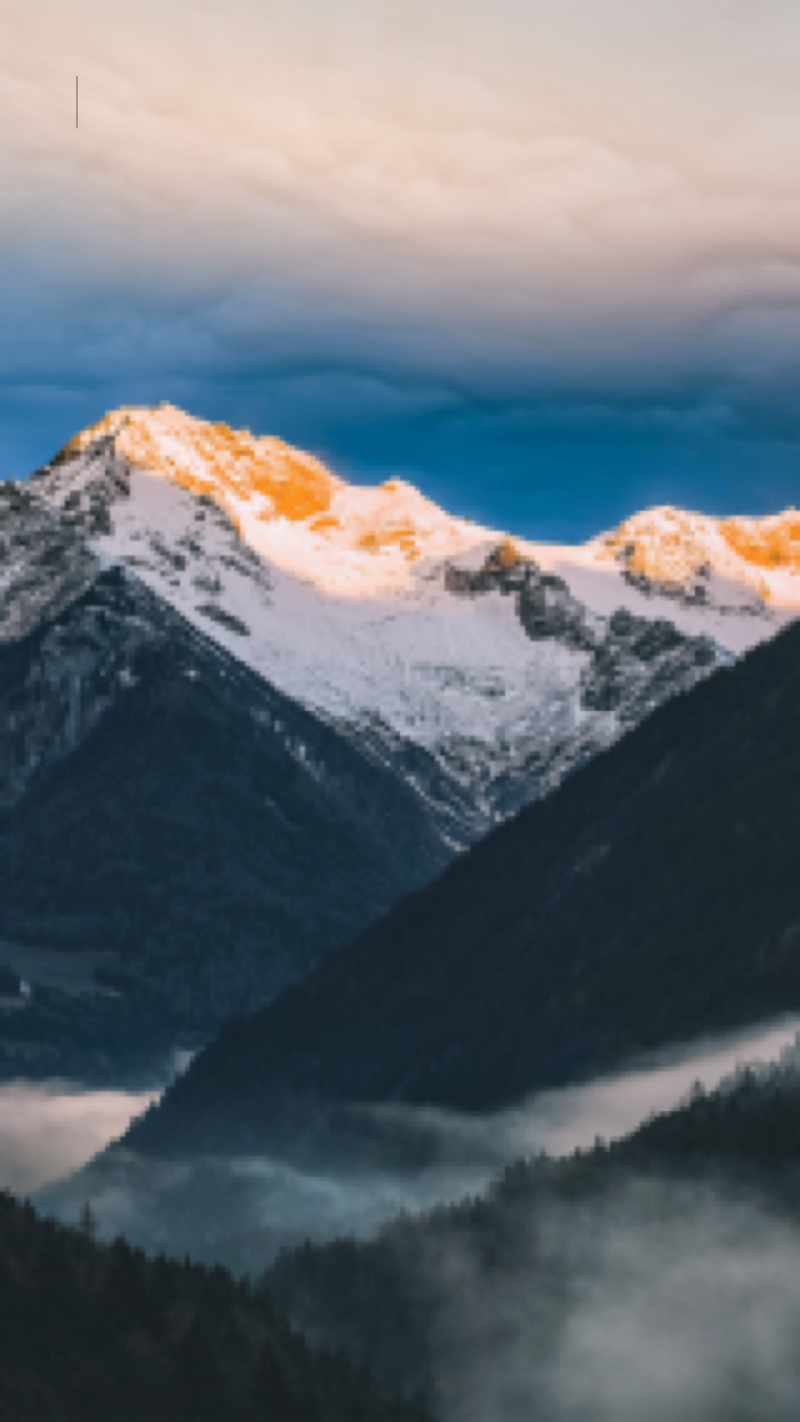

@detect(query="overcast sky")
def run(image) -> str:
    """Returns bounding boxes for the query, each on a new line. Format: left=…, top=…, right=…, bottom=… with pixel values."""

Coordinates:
left=2, top=0, right=799, bottom=538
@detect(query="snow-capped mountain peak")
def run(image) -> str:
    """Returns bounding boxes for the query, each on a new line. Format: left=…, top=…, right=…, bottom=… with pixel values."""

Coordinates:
left=591, top=503, right=800, bottom=612
left=51, top=403, right=482, bottom=597
left=43, top=404, right=800, bottom=615
left=22, top=403, right=797, bottom=844
left=58, top=402, right=342, bottom=523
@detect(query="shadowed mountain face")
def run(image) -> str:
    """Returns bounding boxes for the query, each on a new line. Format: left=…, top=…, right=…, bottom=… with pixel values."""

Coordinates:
left=126, top=619, right=800, bottom=1159
left=0, top=432, right=738, bottom=1081
left=0, top=565, right=451, bottom=1033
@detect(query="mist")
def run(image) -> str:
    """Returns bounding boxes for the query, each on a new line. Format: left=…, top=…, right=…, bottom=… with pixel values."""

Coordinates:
left=433, top=1180, right=800, bottom=1422
left=372, top=1015, right=800, bottom=1167
left=34, top=1015, right=800, bottom=1273
left=36, top=1146, right=491, bottom=1272
left=0, top=1082, right=157, bottom=1196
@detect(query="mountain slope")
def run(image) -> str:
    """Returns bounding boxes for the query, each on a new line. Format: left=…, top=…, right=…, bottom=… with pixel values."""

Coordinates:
left=126, top=617, right=800, bottom=1157
left=29, top=403, right=789, bottom=841
left=262, top=1043, right=800, bottom=1405
left=2, top=403, right=797, bottom=1073
left=0, top=564, right=450, bottom=1025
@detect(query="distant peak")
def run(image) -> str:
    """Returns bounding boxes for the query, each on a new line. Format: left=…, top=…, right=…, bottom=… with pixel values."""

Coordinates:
left=594, top=503, right=800, bottom=601
left=48, top=404, right=483, bottom=592
left=719, top=508, right=800, bottom=571
left=51, top=408, right=800, bottom=603
left=56, top=404, right=341, bottom=526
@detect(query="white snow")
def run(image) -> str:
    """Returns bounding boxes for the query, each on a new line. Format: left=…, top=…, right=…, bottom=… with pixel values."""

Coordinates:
left=34, top=407, right=800, bottom=814
left=82, top=464, right=594, bottom=760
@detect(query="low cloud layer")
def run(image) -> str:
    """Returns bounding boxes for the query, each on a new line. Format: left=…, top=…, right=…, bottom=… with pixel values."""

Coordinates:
left=34, top=1016, right=800, bottom=1271
left=436, top=1181, right=800, bottom=1422
left=0, top=1083, right=157, bottom=1196
left=368, top=1016, right=800, bottom=1167
left=29, top=1021, right=800, bottom=1417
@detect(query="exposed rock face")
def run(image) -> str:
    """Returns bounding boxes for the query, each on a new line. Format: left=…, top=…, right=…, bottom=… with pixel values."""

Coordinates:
left=446, top=543, right=725, bottom=727
left=0, top=566, right=155, bottom=806
left=580, top=609, right=718, bottom=719
left=34, top=432, right=133, bottom=537
left=0, top=483, right=100, bottom=642
left=620, top=547, right=715, bottom=606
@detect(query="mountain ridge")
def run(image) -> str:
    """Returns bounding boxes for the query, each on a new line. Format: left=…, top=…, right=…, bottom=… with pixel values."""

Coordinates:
left=1, top=402, right=798, bottom=1076
left=27, top=402, right=780, bottom=845
left=124, top=614, right=800, bottom=1158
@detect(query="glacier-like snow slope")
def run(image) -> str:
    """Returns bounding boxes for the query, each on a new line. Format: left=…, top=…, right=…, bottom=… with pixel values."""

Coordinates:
left=27, top=404, right=800, bottom=840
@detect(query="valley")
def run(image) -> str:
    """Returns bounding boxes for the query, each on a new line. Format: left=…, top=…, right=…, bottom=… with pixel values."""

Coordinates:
left=9, top=5, right=800, bottom=1413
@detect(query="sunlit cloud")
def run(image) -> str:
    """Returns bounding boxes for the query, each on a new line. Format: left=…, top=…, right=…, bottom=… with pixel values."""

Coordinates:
left=2, top=0, right=800, bottom=527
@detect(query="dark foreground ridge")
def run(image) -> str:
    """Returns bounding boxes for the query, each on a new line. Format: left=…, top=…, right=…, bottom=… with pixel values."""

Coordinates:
left=0, top=561, right=451, bottom=1076
left=129, top=617, right=800, bottom=1158
left=0, top=1187, right=427, bottom=1421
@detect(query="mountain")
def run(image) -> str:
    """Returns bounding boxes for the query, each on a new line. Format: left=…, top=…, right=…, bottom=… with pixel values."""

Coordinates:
left=0, top=1189, right=427, bottom=1422
left=124, top=615, right=800, bottom=1159
left=0, top=564, right=448, bottom=1019
left=30, top=402, right=795, bottom=839
left=0, top=478, right=460, bottom=1076
left=1, top=403, right=797, bottom=1072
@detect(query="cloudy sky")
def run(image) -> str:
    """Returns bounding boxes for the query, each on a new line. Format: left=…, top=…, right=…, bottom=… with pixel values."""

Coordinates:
left=2, top=0, right=799, bottom=538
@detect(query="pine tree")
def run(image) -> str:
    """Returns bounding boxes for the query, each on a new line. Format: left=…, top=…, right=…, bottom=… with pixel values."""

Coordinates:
left=78, top=1200, right=98, bottom=1241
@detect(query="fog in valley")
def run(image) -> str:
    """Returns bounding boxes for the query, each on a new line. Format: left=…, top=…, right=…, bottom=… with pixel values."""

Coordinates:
left=375, top=1014, right=800, bottom=1166
left=5, top=1016, right=799, bottom=1419
left=26, top=1014, right=800, bottom=1271
left=433, top=1181, right=800, bottom=1422
left=0, top=1082, right=158, bottom=1196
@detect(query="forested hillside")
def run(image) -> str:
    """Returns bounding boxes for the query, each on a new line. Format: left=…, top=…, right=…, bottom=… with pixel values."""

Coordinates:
left=0, top=1188, right=427, bottom=1421
left=263, top=1041, right=800, bottom=1405
left=130, top=618, right=800, bottom=1159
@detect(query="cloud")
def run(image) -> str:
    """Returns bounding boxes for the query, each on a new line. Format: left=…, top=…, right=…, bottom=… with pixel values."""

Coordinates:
left=34, top=1017, right=800, bottom=1272
left=435, top=1180, right=800, bottom=1422
left=0, top=1083, right=157, bottom=1196
left=3, top=0, right=800, bottom=518
left=36, top=1147, right=492, bottom=1270
left=30, top=1021, right=800, bottom=1418
left=365, top=1017, right=800, bottom=1167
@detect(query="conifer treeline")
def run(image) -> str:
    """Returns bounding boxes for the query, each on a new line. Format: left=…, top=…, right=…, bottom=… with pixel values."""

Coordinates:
left=0, top=1189, right=428, bottom=1421
left=263, top=1052, right=800, bottom=1401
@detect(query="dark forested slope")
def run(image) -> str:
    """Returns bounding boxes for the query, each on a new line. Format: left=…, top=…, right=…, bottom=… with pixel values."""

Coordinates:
left=0, top=567, right=450, bottom=1027
left=128, top=618, right=800, bottom=1156
left=263, top=1043, right=800, bottom=1403
left=0, top=1188, right=426, bottom=1421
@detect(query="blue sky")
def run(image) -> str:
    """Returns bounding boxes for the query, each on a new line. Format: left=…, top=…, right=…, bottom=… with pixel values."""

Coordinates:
left=2, top=0, right=799, bottom=541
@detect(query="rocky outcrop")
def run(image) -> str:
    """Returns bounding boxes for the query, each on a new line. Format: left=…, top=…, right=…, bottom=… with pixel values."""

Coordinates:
left=446, top=543, right=727, bottom=724
left=0, top=484, right=100, bottom=643
left=32, top=432, right=132, bottom=536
